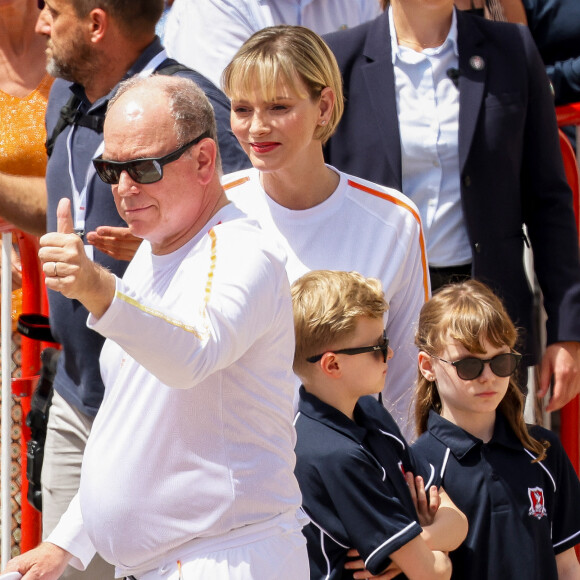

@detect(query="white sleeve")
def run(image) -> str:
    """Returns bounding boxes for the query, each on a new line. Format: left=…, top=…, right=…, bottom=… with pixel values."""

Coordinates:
left=88, top=227, right=290, bottom=390
left=164, top=0, right=263, bottom=88
left=45, top=494, right=97, bottom=571
left=382, top=217, right=429, bottom=442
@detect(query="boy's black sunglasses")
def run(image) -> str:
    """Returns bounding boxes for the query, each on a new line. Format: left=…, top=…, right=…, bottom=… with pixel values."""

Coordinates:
left=92, top=131, right=210, bottom=185
left=307, top=330, right=389, bottom=364
left=431, top=352, right=522, bottom=381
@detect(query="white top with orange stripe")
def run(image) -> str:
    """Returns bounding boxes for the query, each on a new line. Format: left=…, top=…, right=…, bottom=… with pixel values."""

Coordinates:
left=46, top=203, right=303, bottom=578
left=224, top=166, right=429, bottom=439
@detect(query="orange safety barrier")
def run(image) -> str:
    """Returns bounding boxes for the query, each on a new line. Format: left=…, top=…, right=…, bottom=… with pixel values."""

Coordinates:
left=0, top=222, right=48, bottom=553
left=555, top=103, right=580, bottom=487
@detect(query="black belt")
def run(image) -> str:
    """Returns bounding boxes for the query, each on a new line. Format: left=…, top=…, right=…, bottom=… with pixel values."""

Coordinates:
left=429, top=263, right=472, bottom=292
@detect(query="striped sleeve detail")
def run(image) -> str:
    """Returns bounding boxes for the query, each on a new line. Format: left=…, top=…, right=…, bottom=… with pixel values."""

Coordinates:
left=115, top=291, right=207, bottom=340
left=113, top=227, right=220, bottom=340
left=347, top=179, right=429, bottom=302
left=364, top=521, right=421, bottom=569
left=223, top=176, right=250, bottom=191
left=553, top=529, right=580, bottom=549
left=205, top=228, right=218, bottom=304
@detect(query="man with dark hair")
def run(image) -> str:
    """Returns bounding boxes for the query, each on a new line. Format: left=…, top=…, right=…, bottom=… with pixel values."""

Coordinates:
left=0, top=3, right=249, bottom=579
left=3, top=73, right=307, bottom=580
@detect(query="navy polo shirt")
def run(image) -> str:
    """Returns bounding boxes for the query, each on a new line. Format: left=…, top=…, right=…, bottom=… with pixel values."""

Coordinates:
left=295, top=387, right=438, bottom=580
left=412, top=410, right=580, bottom=579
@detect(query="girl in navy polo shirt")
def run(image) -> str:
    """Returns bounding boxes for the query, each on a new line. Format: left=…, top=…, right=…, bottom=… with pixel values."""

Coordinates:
left=412, top=279, right=580, bottom=579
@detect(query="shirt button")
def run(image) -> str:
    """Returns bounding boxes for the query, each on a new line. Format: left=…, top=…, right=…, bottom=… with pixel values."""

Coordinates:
left=463, top=175, right=471, bottom=187
left=474, top=242, right=482, bottom=253
left=432, top=160, right=440, bottom=168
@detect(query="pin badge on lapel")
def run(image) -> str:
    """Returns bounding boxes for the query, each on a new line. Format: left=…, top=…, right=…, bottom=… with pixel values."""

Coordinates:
left=469, top=56, right=485, bottom=71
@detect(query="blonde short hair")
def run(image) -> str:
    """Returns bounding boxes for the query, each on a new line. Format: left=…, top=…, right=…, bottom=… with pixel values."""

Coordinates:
left=291, top=270, right=387, bottom=376
left=222, top=25, right=344, bottom=144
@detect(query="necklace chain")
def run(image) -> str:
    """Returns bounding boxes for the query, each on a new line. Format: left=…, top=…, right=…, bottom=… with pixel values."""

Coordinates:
left=397, top=35, right=447, bottom=49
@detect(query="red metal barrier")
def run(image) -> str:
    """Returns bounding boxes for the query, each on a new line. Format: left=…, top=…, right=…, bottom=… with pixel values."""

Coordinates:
left=556, top=103, right=580, bottom=482
left=556, top=102, right=580, bottom=128
left=0, top=223, right=46, bottom=553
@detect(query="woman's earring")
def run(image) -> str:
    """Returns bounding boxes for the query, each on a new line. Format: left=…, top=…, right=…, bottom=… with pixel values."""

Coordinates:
left=320, top=120, right=327, bottom=125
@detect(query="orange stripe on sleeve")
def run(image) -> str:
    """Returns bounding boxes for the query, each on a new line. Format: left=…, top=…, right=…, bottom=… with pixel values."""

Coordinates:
left=348, top=179, right=430, bottom=302
left=223, top=176, right=250, bottom=191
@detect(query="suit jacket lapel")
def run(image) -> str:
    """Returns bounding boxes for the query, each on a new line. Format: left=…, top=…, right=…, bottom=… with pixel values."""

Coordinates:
left=361, top=11, right=402, bottom=188
left=457, top=11, right=487, bottom=173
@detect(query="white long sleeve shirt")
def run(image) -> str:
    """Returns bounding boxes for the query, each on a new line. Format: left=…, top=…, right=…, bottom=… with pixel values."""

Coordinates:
left=47, top=204, right=302, bottom=577
left=224, top=168, right=429, bottom=438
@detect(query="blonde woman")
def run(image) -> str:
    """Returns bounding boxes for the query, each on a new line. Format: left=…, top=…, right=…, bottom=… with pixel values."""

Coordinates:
left=222, top=25, right=429, bottom=437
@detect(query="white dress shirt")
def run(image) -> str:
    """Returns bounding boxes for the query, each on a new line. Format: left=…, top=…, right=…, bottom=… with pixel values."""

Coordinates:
left=390, top=7, right=472, bottom=267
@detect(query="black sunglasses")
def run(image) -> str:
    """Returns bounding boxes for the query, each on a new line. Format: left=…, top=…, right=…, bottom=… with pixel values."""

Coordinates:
left=431, top=352, right=522, bottom=381
left=38, top=0, right=45, bottom=9
left=92, top=131, right=210, bottom=185
left=307, top=330, right=389, bottom=364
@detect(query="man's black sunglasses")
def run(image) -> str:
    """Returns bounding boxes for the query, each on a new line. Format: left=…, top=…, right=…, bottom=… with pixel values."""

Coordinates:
left=92, top=131, right=210, bottom=185
left=431, top=352, right=522, bottom=381
left=38, top=0, right=45, bottom=9
left=307, top=331, right=389, bottom=364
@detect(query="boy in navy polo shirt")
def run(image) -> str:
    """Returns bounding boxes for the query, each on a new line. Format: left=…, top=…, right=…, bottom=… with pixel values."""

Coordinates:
left=291, top=270, right=468, bottom=580
left=412, top=280, right=580, bottom=579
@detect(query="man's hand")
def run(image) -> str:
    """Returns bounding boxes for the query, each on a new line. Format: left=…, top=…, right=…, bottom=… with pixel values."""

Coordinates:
left=538, top=342, right=580, bottom=412
left=2, top=542, right=71, bottom=580
left=86, top=226, right=142, bottom=262
left=38, top=198, right=116, bottom=319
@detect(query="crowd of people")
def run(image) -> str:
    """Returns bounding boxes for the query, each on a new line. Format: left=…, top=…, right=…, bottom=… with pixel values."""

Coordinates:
left=0, top=0, right=579, bottom=579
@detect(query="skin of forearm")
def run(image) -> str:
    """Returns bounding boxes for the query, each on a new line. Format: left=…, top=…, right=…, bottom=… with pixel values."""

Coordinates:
left=0, top=173, right=47, bottom=236
left=421, top=505, right=468, bottom=552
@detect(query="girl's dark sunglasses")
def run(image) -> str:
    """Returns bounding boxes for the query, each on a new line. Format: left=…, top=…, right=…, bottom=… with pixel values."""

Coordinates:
left=307, top=331, right=389, bottom=364
left=92, top=131, right=210, bottom=185
left=431, top=352, right=522, bottom=381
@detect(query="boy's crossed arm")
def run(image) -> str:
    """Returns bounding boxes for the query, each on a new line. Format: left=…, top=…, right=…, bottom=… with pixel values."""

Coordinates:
left=345, top=472, right=467, bottom=579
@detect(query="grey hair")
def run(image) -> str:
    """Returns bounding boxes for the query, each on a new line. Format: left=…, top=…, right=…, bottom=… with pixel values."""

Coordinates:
left=108, top=74, right=222, bottom=172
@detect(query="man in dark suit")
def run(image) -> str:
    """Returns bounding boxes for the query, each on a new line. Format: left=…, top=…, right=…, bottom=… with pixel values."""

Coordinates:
left=324, top=4, right=580, bottom=412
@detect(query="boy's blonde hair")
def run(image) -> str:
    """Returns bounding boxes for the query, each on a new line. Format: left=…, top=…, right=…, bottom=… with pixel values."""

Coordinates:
left=291, top=270, right=388, bottom=376
left=222, top=25, right=344, bottom=144
left=415, top=279, right=548, bottom=460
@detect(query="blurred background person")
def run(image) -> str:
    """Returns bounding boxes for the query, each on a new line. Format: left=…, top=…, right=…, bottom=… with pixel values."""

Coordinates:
left=521, top=0, right=580, bottom=107
left=165, top=0, right=381, bottom=88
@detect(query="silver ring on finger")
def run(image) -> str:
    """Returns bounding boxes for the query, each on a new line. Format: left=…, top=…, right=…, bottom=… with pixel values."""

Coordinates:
left=53, top=262, right=58, bottom=277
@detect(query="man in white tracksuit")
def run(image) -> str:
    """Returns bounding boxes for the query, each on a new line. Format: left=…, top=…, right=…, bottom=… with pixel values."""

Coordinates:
left=4, top=74, right=308, bottom=580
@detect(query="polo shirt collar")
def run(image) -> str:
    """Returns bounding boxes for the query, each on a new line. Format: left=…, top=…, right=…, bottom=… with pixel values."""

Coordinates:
left=389, top=5, right=459, bottom=65
left=70, top=36, right=165, bottom=111
left=298, top=386, right=369, bottom=444
left=426, top=408, right=523, bottom=460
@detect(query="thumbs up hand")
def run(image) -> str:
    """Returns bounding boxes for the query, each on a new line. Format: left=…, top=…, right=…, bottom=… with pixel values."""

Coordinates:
left=39, top=198, right=116, bottom=318
left=56, top=197, right=75, bottom=235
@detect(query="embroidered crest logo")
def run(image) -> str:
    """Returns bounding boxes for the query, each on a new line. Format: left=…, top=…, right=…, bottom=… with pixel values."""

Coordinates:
left=528, top=487, right=547, bottom=519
